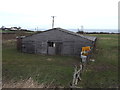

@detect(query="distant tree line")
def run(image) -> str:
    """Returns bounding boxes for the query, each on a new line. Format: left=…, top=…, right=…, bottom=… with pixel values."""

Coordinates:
left=76, top=30, right=119, bottom=34
left=0, top=26, right=34, bottom=32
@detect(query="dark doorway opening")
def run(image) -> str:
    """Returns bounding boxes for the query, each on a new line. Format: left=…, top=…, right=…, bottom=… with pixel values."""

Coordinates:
left=55, top=42, right=62, bottom=55
left=47, top=41, right=62, bottom=55
left=48, top=42, right=55, bottom=47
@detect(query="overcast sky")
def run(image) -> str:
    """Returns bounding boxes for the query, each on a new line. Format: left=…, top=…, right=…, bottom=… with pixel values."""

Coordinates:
left=0, top=0, right=119, bottom=30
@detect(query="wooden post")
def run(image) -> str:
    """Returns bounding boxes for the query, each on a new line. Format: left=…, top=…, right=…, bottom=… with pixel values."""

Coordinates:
left=72, top=64, right=83, bottom=86
left=72, top=65, right=77, bottom=86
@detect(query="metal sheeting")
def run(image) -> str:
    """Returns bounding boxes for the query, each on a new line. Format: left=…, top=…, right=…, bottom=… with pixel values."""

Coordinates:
left=54, top=28, right=97, bottom=41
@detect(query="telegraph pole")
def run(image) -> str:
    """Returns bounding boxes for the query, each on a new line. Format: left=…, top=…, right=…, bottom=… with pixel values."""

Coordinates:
left=81, top=25, right=85, bottom=34
left=81, top=25, right=84, bottom=31
left=37, top=27, right=38, bottom=31
left=51, top=16, right=56, bottom=29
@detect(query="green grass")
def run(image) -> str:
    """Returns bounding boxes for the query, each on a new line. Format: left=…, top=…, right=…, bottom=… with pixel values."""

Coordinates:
left=2, top=34, right=119, bottom=88
left=2, top=41, right=80, bottom=87
left=0, top=30, right=14, bottom=33
left=0, top=29, right=34, bottom=34
left=78, top=34, right=118, bottom=88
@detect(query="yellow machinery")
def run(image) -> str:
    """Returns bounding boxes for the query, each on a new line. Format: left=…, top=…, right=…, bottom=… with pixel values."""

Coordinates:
left=81, top=46, right=91, bottom=56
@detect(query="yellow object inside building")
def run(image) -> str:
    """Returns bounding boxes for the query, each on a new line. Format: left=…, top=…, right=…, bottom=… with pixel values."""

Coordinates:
left=81, top=46, right=91, bottom=56
left=82, top=46, right=91, bottom=52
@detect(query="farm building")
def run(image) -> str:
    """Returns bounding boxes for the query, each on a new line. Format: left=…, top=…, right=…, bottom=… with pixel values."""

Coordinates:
left=18, top=28, right=97, bottom=56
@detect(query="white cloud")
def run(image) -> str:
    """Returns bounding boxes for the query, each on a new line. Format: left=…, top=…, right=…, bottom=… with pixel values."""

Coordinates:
left=0, top=0, right=119, bottom=29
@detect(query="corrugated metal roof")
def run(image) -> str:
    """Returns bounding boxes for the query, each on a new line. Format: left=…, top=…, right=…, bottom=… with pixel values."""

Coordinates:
left=54, top=28, right=97, bottom=41
left=80, top=35, right=97, bottom=41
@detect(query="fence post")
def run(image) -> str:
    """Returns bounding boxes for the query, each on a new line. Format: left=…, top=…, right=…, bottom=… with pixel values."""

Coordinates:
left=71, top=64, right=83, bottom=87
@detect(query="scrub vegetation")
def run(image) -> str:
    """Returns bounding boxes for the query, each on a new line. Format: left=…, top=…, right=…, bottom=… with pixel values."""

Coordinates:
left=2, top=33, right=119, bottom=88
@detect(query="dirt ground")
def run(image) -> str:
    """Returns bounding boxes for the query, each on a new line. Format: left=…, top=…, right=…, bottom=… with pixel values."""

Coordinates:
left=2, top=77, right=64, bottom=88
left=2, top=33, right=17, bottom=40
left=2, top=77, right=44, bottom=88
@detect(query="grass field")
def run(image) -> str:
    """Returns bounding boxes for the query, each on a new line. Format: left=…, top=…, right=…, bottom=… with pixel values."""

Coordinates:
left=79, top=34, right=118, bottom=88
left=2, top=40, right=80, bottom=87
left=2, top=34, right=119, bottom=88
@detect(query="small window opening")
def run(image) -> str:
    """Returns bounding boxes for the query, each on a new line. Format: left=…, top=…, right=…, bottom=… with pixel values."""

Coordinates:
left=48, top=42, right=55, bottom=47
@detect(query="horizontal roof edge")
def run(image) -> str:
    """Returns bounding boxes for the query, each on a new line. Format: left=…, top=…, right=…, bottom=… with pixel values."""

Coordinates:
left=22, top=28, right=97, bottom=41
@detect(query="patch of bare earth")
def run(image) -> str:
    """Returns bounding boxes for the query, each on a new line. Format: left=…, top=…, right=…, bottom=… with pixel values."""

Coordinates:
left=2, top=77, right=44, bottom=88
left=2, top=77, right=63, bottom=88
left=46, top=58, right=53, bottom=61
left=88, top=64, right=117, bottom=72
